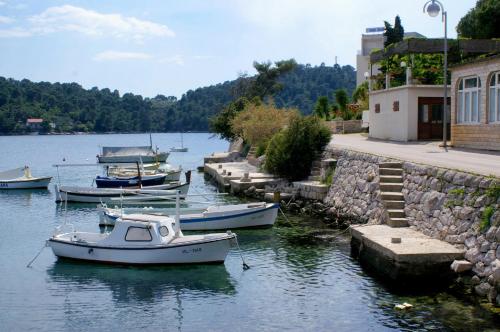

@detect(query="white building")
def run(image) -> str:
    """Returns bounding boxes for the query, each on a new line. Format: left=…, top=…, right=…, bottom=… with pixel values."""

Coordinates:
left=356, top=29, right=425, bottom=87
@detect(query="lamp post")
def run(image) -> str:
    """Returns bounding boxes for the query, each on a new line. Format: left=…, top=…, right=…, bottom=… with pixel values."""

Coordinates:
left=424, top=0, right=448, bottom=148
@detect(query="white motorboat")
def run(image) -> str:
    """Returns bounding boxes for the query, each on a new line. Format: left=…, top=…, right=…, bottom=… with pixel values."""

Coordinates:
left=100, top=202, right=279, bottom=230
left=55, top=182, right=190, bottom=203
left=47, top=194, right=236, bottom=265
left=97, top=146, right=169, bottom=163
left=0, top=166, right=52, bottom=189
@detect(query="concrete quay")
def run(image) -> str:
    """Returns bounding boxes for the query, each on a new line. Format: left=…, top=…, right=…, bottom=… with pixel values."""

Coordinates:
left=204, top=161, right=280, bottom=193
left=350, top=225, right=465, bottom=282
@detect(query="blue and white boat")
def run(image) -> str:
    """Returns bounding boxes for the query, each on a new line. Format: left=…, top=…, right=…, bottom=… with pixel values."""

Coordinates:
left=95, top=174, right=167, bottom=188
left=99, top=202, right=279, bottom=230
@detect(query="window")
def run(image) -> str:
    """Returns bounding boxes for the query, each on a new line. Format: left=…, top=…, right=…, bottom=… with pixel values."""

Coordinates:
left=375, top=103, right=380, bottom=113
left=419, top=104, right=429, bottom=123
left=159, top=226, right=169, bottom=237
left=489, top=72, right=500, bottom=123
left=457, top=76, right=481, bottom=124
left=393, top=101, right=399, bottom=112
left=125, top=227, right=152, bottom=241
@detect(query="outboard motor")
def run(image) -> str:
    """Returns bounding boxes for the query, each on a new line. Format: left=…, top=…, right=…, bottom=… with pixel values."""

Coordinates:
left=185, top=170, right=192, bottom=184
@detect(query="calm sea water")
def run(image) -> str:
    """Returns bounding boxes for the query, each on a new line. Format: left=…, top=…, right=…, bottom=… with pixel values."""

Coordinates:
left=0, top=133, right=498, bottom=331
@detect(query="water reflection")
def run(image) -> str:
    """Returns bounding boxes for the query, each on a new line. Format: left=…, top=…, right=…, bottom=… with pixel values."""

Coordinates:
left=47, top=260, right=236, bottom=303
left=0, top=188, right=51, bottom=205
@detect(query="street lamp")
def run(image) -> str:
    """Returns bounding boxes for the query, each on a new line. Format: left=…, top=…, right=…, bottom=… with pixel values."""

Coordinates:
left=423, top=0, right=448, bottom=148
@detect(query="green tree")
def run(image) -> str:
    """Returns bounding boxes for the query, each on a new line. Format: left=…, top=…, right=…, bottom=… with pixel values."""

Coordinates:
left=209, top=97, right=249, bottom=140
left=210, top=59, right=297, bottom=139
left=314, top=96, right=330, bottom=120
left=393, top=16, right=404, bottom=43
left=384, top=15, right=405, bottom=47
left=352, top=81, right=369, bottom=110
left=334, top=89, right=350, bottom=119
left=248, top=59, right=297, bottom=99
left=457, top=0, right=500, bottom=39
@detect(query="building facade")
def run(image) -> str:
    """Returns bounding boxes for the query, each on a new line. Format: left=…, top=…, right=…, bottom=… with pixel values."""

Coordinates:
left=450, top=56, right=500, bottom=151
left=369, top=85, right=450, bottom=141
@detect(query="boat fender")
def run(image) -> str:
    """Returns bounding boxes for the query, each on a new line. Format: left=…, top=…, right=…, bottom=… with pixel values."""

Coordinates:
left=88, top=248, right=94, bottom=254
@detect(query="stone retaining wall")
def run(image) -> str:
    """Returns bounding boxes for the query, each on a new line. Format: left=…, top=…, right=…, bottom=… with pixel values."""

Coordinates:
left=325, top=120, right=363, bottom=134
left=323, top=146, right=500, bottom=303
left=323, top=147, right=387, bottom=224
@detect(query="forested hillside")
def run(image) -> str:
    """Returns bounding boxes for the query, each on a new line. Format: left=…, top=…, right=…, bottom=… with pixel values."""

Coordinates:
left=0, top=63, right=355, bottom=134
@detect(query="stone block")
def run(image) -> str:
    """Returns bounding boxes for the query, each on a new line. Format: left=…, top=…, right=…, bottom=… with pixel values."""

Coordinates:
left=450, top=260, right=473, bottom=273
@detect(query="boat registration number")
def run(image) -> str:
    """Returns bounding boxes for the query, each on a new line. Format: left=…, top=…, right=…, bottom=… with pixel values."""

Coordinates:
left=0, top=183, right=8, bottom=187
left=182, top=248, right=202, bottom=254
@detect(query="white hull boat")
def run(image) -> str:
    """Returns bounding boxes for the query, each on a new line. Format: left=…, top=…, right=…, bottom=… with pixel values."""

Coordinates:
left=170, top=133, right=188, bottom=152
left=47, top=204, right=236, bottom=265
left=0, top=167, right=52, bottom=189
left=100, top=202, right=279, bottom=230
left=98, top=153, right=169, bottom=164
left=55, top=182, right=190, bottom=203
left=97, top=146, right=169, bottom=163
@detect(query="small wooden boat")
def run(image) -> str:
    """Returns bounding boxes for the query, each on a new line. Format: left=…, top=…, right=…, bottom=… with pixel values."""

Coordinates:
left=107, top=164, right=182, bottom=182
left=0, top=166, right=52, bottom=189
left=55, top=182, right=190, bottom=203
left=100, top=202, right=279, bottom=230
left=95, top=174, right=167, bottom=188
left=47, top=206, right=236, bottom=265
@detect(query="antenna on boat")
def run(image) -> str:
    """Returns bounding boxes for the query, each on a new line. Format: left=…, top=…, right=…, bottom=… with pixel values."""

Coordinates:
left=174, top=190, right=181, bottom=236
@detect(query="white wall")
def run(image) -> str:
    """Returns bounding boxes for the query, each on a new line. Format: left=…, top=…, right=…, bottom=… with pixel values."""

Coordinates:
left=369, top=85, right=450, bottom=141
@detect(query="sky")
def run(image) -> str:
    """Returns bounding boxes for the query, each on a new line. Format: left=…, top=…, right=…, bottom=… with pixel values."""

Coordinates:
left=0, top=0, right=478, bottom=98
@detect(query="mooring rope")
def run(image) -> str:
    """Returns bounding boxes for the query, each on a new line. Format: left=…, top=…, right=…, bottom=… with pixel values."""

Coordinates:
left=26, top=243, right=47, bottom=268
left=232, top=233, right=250, bottom=270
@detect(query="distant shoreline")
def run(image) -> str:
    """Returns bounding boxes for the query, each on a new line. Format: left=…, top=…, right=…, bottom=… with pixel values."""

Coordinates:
left=0, top=131, right=211, bottom=137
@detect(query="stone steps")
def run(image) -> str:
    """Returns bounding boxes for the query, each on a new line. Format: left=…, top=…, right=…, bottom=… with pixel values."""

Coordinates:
left=388, top=209, right=406, bottom=218
left=380, top=183, right=403, bottom=192
left=379, top=161, right=407, bottom=228
left=379, top=175, right=402, bottom=183
left=381, top=191, right=404, bottom=200
left=379, top=162, right=403, bottom=168
left=311, top=169, right=321, bottom=176
left=384, top=200, right=405, bottom=209
left=308, top=175, right=320, bottom=181
left=386, top=217, right=409, bottom=228
left=379, top=168, right=403, bottom=176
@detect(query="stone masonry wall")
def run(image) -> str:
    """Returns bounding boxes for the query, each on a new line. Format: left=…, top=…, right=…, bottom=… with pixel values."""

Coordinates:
left=323, top=147, right=387, bottom=224
left=323, top=146, right=500, bottom=303
left=403, top=162, right=500, bottom=303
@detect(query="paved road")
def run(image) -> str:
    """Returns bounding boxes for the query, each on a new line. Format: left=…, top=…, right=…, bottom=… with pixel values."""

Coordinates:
left=330, top=134, right=500, bottom=177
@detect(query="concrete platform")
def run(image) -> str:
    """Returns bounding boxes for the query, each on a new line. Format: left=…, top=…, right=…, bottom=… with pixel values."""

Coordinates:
left=292, top=180, right=329, bottom=200
left=204, top=161, right=280, bottom=193
left=350, top=225, right=464, bottom=282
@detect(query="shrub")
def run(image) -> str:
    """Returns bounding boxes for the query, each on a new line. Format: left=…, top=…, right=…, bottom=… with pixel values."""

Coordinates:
left=230, top=101, right=298, bottom=146
left=265, top=116, right=331, bottom=181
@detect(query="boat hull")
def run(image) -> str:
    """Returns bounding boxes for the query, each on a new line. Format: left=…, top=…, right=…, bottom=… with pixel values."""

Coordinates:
left=0, top=177, right=52, bottom=189
left=97, top=153, right=168, bottom=163
left=101, top=203, right=279, bottom=230
left=55, top=183, right=190, bottom=203
left=47, top=236, right=233, bottom=264
left=171, top=147, right=188, bottom=152
left=95, top=175, right=166, bottom=188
